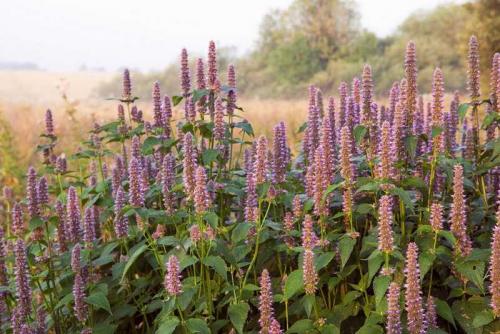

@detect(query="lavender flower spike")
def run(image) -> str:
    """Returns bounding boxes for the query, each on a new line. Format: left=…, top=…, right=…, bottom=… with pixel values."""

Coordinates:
left=128, top=157, right=144, bottom=207
left=254, top=135, right=269, bottom=185
left=123, top=68, right=132, bottom=100
left=404, top=242, right=426, bottom=334
left=258, top=269, right=274, bottom=332
left=66, top=186, right=82, bottom=243
left=467, top=35, right=480, bottom=101
left=14, top=239, right=32, bottom=320
left=180, top=48, right=191, bottom=96
left=377, top=195, right=394, bottom=253
left=182, top=132, right=197, bottom=200
left=449, top=164, right=472, bottom=256
left=489, top=223, right=500, bottom=317
left=194, top=166, right=211, bottom=214
left=45, top=109, right=54, bottom=136
left=208, top=40, right=218, bottom=88
left=73, top=271, right=87, bottom=322
left=303, top=249, right=318, bottom=295
left=164, top=255, right=182, bottom=296
left=386, top=282, right=402, bottom=334
left=26, top=166, right=39, bottom=219
left=114, top=186, right=129, bottom=239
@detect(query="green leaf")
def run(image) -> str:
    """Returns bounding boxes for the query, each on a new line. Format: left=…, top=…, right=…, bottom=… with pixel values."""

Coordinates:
left=186, top=318, right=211, bottom=334
left=373, top=275, right=391, bottom=305
left=419, top=250, right=436, bottom=280
left=121, top=244, right=148, bottom=282
left=454, top=259, right=485, bottom=292
left=203, top=212, right=219, bottom=228
left=202, top=256, right=227, bottom=280
left=303, top=294, right=315, bottom=318
left=29, top=217, right=45, bottom=230
left=228, top=302, right=249, bottom=334
left=452, top=296, right=487, bottom=333
left=431, top=126, right=443, bottom=138
left=353, top=125, right=367, bottom=145
left=389, top=187, right=414, bottom=213
left=457, top=103, right=469, bottom=122
left=323, top=182, right=343, bottom=199
left=472, top=309, right=494, bottom=328
left=157, top=316, right=180, bottom=334
left=367, top=250, right=384, bottom=283
left=321, top=325, right=340, bottom=334
left=232, top=222, right=252, bottom=243
left=284, top=269, right=303, bottom=299
left=339, top=236, right=357, bottom=269
left=315, top=252, right=335, bottom=271
left=482, top=111, right=499, bottom=129
left=142, top=137, right=161, bottom=154
left=435, top=298, right=456, bottom=328
left=287, top=319, right=314, bottom=333
left=356, top=324, right=383, bottom=334
left=172, top=96, right=183, bottom=106
left=85, top=292, right=112, bottom=314
left=202, top=149, right=219, bottom=165
left=192, top=89, right=210, bottom=103
left=234, top=121, right=254, bottom=136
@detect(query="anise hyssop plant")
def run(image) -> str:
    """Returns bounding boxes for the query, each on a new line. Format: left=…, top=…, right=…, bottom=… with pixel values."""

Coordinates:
left=0, top=37, right=499, bottom=334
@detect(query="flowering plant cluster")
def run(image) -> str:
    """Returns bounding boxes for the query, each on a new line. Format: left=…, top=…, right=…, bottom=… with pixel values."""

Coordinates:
left=0, top=37, right=499, bottom=334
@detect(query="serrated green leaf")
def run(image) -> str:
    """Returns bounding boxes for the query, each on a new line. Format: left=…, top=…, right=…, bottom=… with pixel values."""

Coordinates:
left=228, top=302, right=249, bottom=334
left=339, top=236, right=357, bottom=269
left=435, top=297, right=456, bottom=328
left=373, top=275, right=391, bottom=305
left=121, top=244, right=148, bottom=283
left=186, top=318, right=211, bottom=334
left=315, top=252, right=335, bottom=271
left=287, top=319, right=314, bottom=333
left=85, top=292, right=112, bottom=314
left=202, top=256, right=227, bottom=280
left=472, top=309, right=494, bottom=328
left=156, top=316, right=180, bottom=334
left=284, top=269, right=303, bottom=299
left=202, top=149, right=219, bottom=165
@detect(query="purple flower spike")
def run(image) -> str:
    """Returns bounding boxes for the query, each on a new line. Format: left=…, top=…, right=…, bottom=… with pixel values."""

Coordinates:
left=404, top=242, right=426, bottom=334
left=208, top=41, right=218, bottom=88
left=128, top=157, right=144, bottom=207
left=194, top=166, right=210, bottom=214
left=467, top=35, right=480, bottom=101
left=26, top=166, right=39, bottom=219
left=66, top=186, right=82, bottom=243
left=226, top=64, right=237, bottom=116
left=405, top=41, right=418, bottom=129
left=164, top=255, right=182, bottom=296
left=180, top=48, right=191, bottom=97
left=45, top=109, right=54, bottom=136
left=83, top=207, right=96, bottom=245
left=386, top=282, right=402, bottom=334
left=258, top=269, right=275, bottom=332
left=361, top=64, right=373, bottom=127
left=12, top=203, right=25, bottom=238
left=182, top=132, right=197, bottom=200
left=113, top=186, right=129, bottom=238
left=14, top=239, right=32, bottom=320
left=152, top=81, right=163, bottom=127
left=73, top=271, right=87, bottom=322
left=122, top=68, right=132, bottom=100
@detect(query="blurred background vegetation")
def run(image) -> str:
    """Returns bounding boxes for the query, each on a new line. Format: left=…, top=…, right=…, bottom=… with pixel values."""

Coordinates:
left=97, top=0, right=499, bottom=99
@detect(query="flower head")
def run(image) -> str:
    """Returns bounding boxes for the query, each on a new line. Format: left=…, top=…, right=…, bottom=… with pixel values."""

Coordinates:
left=386, top=282, right=402, bottom=334
left=164, top=255, right=182, bottom=296
left=259, top=269, right=274, bottom=332
left=377, top=195, right=394, bottom=253
left=404, top=242, right=426, bottom=334
left=467, top=35, right=480, bottom=101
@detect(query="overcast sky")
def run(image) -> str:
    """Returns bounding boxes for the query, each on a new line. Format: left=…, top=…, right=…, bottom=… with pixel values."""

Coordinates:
left=0, top=0, right=466, bottom=71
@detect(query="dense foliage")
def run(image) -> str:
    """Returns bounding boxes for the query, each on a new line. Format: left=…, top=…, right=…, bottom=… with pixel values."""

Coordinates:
left=0, top=36, right=500, bottom=334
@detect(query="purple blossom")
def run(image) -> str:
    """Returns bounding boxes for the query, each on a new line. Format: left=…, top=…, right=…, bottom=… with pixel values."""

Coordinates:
left=180, top=48, right=191, bottom=96
left=114, top=186, right=129, bottom=238
left=14, top=239, right=32, bottom=320
left=128, top=157, right=144, bottom=207
left=26, top=166, right=39, bottom=218
left=164, top=255, right=182, bottom=296
left=122, top=68, right=132, bottom=99
left=66, top=186, right=82, bottom=243
left=152, top=81, right=163, bottom=127
left=45, top=109, right=54, bottom=136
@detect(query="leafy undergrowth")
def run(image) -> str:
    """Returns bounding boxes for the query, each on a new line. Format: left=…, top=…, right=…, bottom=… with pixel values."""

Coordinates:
left=0, top=38, right=499, bottom=334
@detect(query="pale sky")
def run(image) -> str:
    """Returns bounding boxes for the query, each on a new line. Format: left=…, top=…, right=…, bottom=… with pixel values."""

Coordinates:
left=0, top=0, right=466, bottom=71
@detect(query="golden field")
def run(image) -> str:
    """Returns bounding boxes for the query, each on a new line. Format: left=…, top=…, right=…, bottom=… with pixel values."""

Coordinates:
left=0, top=70, right=309, bottom=172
